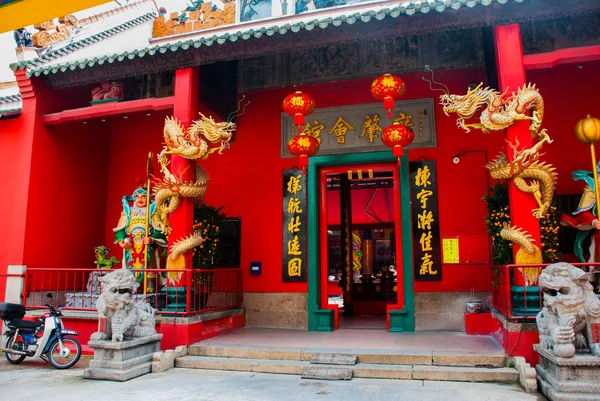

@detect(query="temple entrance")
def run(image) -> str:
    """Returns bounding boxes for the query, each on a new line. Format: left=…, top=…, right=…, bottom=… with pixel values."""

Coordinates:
left=319, top=163, right=402, bottom=330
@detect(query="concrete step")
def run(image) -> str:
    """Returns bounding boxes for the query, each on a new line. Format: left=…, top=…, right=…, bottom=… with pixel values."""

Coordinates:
left=175, top=356, right=519, bottom=383
left=187, top=344, right=506, bottom=367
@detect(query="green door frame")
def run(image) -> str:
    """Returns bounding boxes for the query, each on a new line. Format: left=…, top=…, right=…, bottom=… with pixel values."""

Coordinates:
left=307, top=151, right=415, bottom=331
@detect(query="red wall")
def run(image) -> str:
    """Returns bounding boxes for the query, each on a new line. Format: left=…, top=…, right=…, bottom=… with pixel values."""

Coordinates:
left=6, top=61, right=597, bottom=302
left=103, top=111, right=169, bottom=250
left=199, top=66, right=504, bottom=294
left=0, top=112, right=35, bottom=300
left=526, top=60, right=600, bottom=196
left=23, top=118, right=111, bottom=269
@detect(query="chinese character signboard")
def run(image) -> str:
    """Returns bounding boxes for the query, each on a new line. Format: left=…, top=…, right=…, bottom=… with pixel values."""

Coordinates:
left=410, top=161, right=441, bottom=281
left=281, top=99, right=436, bottom=157
left=282, top=170, right=307, bottom=282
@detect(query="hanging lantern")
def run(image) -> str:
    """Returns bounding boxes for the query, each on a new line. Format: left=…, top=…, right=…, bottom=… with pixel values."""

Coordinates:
left=287, top=134, right=320, bottom=173
left=282, top=91, right=316, bottom=133
left=381, top=122, right=415, bottom=164
left=371, top=73, right=406, bottom=119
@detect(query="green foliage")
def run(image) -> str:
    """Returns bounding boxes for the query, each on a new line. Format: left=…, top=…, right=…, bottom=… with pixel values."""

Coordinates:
left=94, top=245, right=120, bottom=269
left=540, top=204, right=562, bottom=263
left=483, top=182, right=562, bottom=266
left=192, top=202, right=226, bottom=269
left=483, top=182, right=513, bottom=266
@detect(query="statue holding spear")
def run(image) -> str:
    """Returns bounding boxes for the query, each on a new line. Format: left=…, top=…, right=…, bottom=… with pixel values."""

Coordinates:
left=114, top=151, right=167, bottom=293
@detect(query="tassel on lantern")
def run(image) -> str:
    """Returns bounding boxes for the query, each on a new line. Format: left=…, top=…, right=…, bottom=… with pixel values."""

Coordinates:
left=384, top=97, right=394, bottom=119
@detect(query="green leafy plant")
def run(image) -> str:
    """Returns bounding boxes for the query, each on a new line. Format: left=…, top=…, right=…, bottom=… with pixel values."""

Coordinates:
left=483, top=182, right=513, bottom=266
left=483, top=182, right=562, bottom=267
left=94, top=245, right=120, bottom=269
left=540, top=204, right=561, bottom=263
left=192, top=202, right=226, bottom=269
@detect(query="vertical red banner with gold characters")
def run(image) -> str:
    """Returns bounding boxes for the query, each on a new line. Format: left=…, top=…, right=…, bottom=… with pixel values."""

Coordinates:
left=410, top=161, right=442, bottom=281
left=283, top=170, right=307, bottom=282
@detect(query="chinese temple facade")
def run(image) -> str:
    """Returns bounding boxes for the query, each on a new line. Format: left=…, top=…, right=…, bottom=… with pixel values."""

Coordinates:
left=1, top=0, right=600, bottom=363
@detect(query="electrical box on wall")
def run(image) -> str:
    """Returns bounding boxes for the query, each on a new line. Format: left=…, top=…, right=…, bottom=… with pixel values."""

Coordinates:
left=250, top=262, right=261, bottom=275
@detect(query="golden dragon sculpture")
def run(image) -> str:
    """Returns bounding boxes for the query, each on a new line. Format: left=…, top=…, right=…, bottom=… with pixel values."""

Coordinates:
left=500, top=223, right=542, bottom=285
left=486, top=130, right=558, bottom=219
left=426, top=68, right=558, bottom=268
left=153, top=113, right=235, bottom=284
left=440, top=82, right=544, bottom=137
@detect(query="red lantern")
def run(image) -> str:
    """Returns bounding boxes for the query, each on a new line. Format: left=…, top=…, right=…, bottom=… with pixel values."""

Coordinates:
left=371, top=73, right=406, bottom=119
left=282, top=91, right=316, bottom=133
left=287, top=134, right=320, bottom=173
left=381, top=122, right=415, bottom=164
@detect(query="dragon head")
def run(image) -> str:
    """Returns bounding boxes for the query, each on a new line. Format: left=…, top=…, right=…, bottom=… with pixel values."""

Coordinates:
left=440, top=83, right=488, bottom=120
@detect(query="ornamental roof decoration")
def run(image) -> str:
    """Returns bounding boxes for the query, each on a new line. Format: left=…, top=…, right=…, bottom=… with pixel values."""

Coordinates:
left=10, top=0, right=526, bottom=79
left=0, top=82, right=22, bottom=117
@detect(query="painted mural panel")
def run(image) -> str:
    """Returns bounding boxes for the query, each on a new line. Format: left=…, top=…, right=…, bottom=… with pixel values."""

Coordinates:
left=281, top=99, right=436, bottom=157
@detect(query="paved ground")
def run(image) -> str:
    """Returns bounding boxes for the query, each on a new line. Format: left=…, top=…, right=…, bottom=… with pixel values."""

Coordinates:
left=199, top=327, right=504, bottom=353
left=0, top=357, right=545, bottom=401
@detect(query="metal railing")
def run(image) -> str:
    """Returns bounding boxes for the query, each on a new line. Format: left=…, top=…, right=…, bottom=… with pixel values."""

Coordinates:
left=491, top=262, right=600, bottom=320
left=21, top=267, right=242, bottom=316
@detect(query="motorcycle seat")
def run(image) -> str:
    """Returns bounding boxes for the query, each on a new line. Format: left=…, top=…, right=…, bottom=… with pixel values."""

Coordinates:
left=9, top=318, right=43, bottom=329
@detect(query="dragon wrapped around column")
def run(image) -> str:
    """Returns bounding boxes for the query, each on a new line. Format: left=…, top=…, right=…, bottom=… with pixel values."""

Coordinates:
left=427, top=69, right=559, bottom=273
left=438, top=82, right=557, bottom=220
left=485, top=131, right=557, bottom=219
left=152, top=113, right=236, bottom=284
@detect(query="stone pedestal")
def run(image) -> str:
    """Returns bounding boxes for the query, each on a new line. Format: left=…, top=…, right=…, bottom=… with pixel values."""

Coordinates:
left=535, top=344, right=600, bottom=401
left=84, top=334, right=163, bottom=381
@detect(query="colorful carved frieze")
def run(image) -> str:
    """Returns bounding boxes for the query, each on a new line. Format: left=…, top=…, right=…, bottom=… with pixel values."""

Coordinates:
left=31, top=15, right=78, bottom=47
left=152, top=2, right=236, bottom=38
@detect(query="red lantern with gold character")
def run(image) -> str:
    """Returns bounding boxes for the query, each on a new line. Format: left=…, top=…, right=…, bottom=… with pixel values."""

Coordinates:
left=283, top=91, right=316, bottom=133
left=371, top=73, right=406, bottom=119
left=381, top=122, right=415, bottom=164
left=288, top=134, right=320, bottom=173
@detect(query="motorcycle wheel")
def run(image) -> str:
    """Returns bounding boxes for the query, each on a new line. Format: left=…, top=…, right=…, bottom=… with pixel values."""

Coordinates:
left=47, top=337, right=81, bottom=369
left=4, top=334, right=26, bottom=364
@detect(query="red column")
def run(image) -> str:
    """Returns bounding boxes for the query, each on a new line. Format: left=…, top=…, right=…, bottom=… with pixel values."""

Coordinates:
left=169, top=67, right=200, bottom=281
left=494, top=26, right=541, bottom=265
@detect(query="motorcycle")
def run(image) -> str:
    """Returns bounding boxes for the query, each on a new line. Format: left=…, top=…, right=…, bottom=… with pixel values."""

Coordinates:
left=1, top=293, right=82, bottom=369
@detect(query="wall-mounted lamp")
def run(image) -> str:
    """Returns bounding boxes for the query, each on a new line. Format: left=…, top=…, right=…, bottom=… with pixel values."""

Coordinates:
left=146, top=112, right=151, bottom=116
left=123, top=115, right=128, bottom=119
left=82, top=121, right=87, bottom=125
left=101, top=118, right=106, bottom=122
left=452, top=150, right=489, bottom=165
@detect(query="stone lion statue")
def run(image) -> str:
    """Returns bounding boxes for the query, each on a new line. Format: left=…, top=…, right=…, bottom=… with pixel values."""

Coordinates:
left=90, top=269, right=157, bottom=342
left=536, top=262, right=600, bottom=358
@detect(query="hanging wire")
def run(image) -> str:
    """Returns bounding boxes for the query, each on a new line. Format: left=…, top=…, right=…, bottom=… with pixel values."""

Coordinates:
left=227, top=95, right=251, bottom=123
left=421, top=65, right=450, bottom=94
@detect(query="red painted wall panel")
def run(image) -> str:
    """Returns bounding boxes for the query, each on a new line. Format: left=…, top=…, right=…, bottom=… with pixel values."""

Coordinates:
left=526, top=60, right=600, bottom=196
left=0, top=114, right=35, bottom=300
left=23, top=120, right=111, bottom=270
left=198, top=66, right=503, bottom=294
left=103, top=111, right=169, bottom=251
